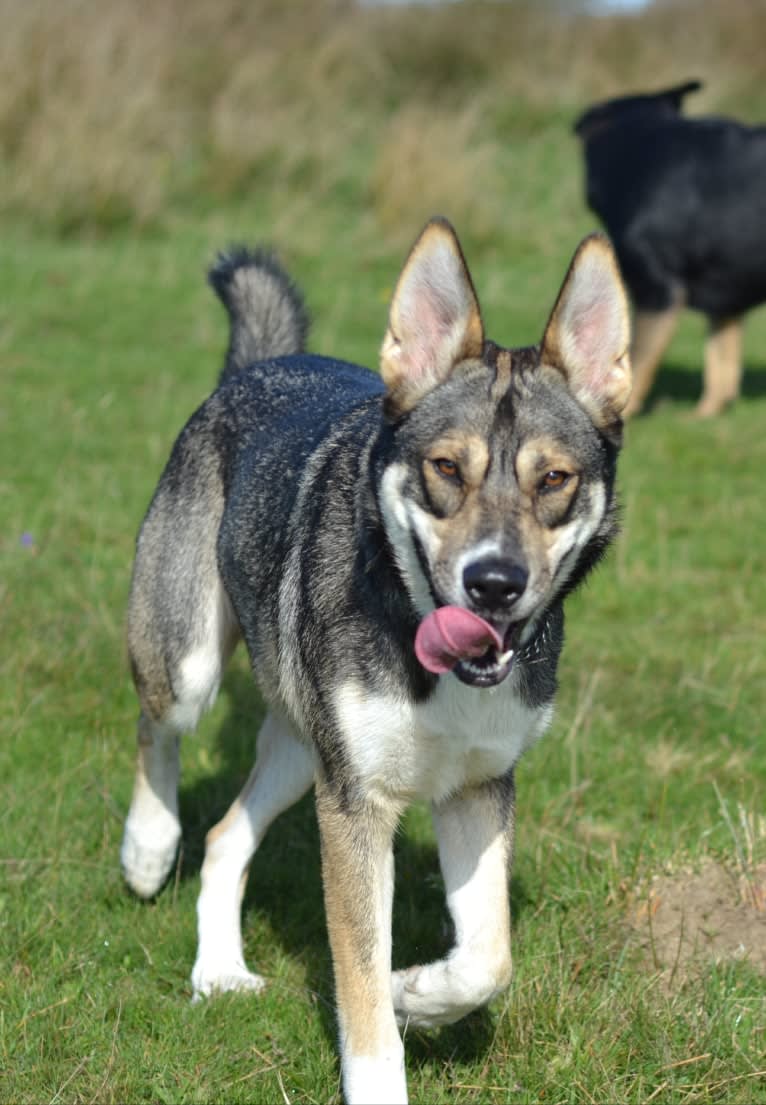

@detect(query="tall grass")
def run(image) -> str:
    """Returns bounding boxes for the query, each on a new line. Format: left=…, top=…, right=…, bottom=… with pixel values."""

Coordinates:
left=1, top=0, right=765, bottom=236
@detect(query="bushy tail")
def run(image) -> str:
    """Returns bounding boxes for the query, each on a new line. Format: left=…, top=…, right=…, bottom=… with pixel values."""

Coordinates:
left=209, top=246, right=309, bottom=381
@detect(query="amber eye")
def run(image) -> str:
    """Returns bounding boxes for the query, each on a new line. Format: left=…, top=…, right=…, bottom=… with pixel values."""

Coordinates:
left=433, top=458, right=460, bottom=481
left=540, top=470, right=569, bottom=491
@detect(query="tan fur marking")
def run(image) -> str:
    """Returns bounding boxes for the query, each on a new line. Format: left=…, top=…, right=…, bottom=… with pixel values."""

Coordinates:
left=624, top=305, right=682, bottom=417
left=131, top=661, right=174, bottom=724
left=205, top=797, right=246, bottom=847
left=515, top=436, right=581, bottom=544
left=204, top=747, right=264, bottom=847
left=425, top=431, right=490, bottom=490
left=422, top=477, right=492, bottom=560
left=696, top=315, right=742, bottom=417
left=515, top=436, right=579, bottom=497
left=517, top=497, right=571, bottom=556
left=237, top=866, right=250, bottom=908
left=490, top=349, right=513, bottom=402
left=421, top=432, right=492, bottom=559
left=316, top=786, right=400, bottom=1056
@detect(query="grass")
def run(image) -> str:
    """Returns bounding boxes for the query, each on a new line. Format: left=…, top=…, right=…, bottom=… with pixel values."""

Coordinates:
left=2, top=0, right=766, bottom=237
left=2, top=1, right=766, bottom=1102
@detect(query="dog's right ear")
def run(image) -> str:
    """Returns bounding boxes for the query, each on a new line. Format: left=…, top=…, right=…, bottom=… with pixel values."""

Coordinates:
left=380, top=217, right=484, bottom=419
left=540, top=233, right=632, bottom=433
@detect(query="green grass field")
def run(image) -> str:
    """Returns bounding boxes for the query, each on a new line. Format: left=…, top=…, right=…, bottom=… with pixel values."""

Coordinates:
left=2, top=2, right=766, bottom=1102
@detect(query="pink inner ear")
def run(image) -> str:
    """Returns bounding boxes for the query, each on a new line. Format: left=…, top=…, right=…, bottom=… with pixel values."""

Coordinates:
left=542, top=235, right=630, bottom=418
left=397, top=291, right=453, bottom=380
left=573, top=300, right=615, bottom=384
left=563, top=267, right=627, bottom=393
left=388, top=230, right=482, bottom=389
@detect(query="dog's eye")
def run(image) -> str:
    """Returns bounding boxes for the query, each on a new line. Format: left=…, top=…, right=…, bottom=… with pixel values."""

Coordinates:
left=433, top=458, right=460, bottom=481
left=540, top=470, right=570, bottom=491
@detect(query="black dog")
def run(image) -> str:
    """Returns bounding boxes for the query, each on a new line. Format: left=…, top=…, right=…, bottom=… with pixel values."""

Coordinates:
left=575, top=79, right=766, bottom=416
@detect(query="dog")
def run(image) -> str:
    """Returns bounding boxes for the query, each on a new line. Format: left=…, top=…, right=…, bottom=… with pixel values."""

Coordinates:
left=574, top=79, right=766, bottom=416
left=120, top=217, right=632, bottom=1104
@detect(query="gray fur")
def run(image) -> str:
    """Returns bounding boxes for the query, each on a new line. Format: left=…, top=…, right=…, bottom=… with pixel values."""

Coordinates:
left=122, top=220, right=631, bottom=1104
left=209, top=246, right=309, bottom=380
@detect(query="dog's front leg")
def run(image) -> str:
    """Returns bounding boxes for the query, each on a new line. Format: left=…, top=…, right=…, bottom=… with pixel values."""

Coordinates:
left=697, top=314, right=743, bottom=417
left=315, top=778, right=405, bottom=1105
left=392, top=774, right=514, bottom=1029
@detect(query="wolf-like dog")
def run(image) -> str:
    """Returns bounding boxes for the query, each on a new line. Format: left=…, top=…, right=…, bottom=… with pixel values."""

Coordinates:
left=121, top=218, right=632, bottom=1104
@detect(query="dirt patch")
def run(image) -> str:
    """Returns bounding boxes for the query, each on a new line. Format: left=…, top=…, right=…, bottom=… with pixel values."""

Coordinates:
left=632, top=860, right=766, bottom=980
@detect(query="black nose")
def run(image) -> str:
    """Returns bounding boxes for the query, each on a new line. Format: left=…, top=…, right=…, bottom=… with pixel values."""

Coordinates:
left=463, top=557, right=528, bottom=610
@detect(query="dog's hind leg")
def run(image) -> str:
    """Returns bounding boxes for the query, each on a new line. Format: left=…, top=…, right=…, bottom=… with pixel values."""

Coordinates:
left=391, top=775, right=515, bottom=1029
left=191, top=711, right=315, bottom=998
left=121, top=570, right=239, bottom=899
left=122, top=440, right=239, bottom=899
left=624, top=305, right=682, bottom=416
left=696, top=314, right=743, bottom=417
left=120, top=714, right=184, bottom=899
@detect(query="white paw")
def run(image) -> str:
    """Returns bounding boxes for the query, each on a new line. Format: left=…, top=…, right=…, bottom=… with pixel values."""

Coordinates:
left=343, top=1048, right=407, bottom=1105
left=392, top=965, right=442, bottom=1028
left=120, top=816, right=181, bottom=898
left=391, top=963, right=480, bottom=1028
left=191, top=959, right=266, bottom=1002
left=391, top=965, right=416, bottom=1019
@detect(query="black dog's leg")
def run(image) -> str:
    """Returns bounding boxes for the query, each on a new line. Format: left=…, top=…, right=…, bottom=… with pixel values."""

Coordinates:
left=625, top=305, right=682, bottom=416
left=697, top=315, right=743, bottom=417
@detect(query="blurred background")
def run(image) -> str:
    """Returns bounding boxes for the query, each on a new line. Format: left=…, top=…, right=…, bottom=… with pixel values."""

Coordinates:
left=2, top=0, right=764, bottom=249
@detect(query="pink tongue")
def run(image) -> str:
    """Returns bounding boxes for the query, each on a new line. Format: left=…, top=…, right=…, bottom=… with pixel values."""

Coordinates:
left=414, top=607, right=503, bottom=675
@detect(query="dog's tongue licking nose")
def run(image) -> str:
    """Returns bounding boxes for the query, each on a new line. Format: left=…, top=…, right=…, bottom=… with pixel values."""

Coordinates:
left=414, top=607, right=503, bottom=674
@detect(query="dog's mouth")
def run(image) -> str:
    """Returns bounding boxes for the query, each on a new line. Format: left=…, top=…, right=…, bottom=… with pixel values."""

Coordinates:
left=414, top=606, right=525, bottom=688
left=453, top=624, right=523, bottom=688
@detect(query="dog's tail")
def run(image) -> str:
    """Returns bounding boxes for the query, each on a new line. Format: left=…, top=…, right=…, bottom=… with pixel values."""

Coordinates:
left=209, top=246, right=310, bottom=381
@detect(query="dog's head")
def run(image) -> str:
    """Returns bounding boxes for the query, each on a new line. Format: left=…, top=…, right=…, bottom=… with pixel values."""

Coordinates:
left=573, top=79, right=702, bottom=143
left=378, top=218, right=631, bottom=687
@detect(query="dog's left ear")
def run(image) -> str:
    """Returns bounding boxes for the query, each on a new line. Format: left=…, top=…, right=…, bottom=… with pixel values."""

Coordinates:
left=541, top=234, right=632, bottom=432
left=380, top=217, right=484, bottom=419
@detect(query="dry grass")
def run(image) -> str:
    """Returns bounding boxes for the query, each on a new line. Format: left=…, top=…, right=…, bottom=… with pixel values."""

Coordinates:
left=1, top=0, right=765, bottom=233
left=368, top=101, right=504, bottom=247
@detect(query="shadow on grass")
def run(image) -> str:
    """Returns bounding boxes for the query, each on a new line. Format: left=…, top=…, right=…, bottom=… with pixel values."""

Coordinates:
left=638, top=360, right=766, bottom=412
left=177, top=663, right=534, bottom=1061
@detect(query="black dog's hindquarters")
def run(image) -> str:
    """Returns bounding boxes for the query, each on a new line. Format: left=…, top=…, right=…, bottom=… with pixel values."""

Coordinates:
left=575, top=79, right=766, bottom=415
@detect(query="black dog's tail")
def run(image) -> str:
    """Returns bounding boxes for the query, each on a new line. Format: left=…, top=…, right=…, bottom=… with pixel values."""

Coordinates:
left=209, top=246, right=310, bottom=381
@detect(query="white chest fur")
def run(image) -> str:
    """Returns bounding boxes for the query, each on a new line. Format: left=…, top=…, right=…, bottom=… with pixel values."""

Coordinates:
left=333, top=672, right=553, bottom=806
